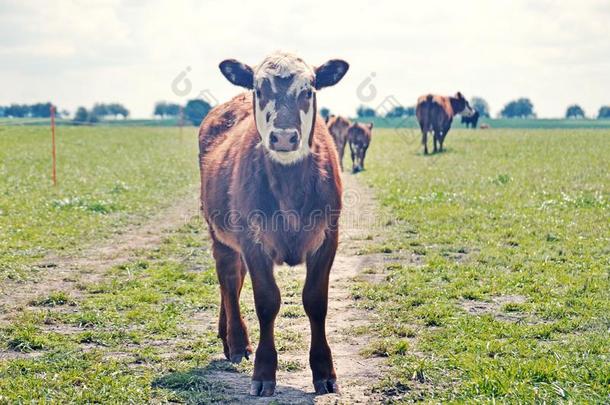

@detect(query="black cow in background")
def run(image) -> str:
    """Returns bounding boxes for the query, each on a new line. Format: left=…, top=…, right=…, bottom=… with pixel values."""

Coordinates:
left=461, top=110, right=480, bottom=129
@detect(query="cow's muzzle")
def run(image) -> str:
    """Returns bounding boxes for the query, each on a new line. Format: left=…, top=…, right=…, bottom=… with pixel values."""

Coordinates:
left=270, top=129, right=300, bottom=152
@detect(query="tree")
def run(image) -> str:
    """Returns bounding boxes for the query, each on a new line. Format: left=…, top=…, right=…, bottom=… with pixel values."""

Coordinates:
left=165, top=103, right=181, bottom=117
left=356, top=105, right=376, bottom=118
left=598, top=106, right=610, bottom=119
left=385, top=105, right=415, bottom=118
left=500, top=98, right=535, bottom=118
left=154, top=101, right=181, bottom=118
left=154, top=102, right=168, bottom=118
left=320, top=107, right=330, bottom=120
left=404, top=106, right=415, bottom=117
left=106, top=103, right=129, bottom=119
left=470, top=97, right=490, bottom=118
left=5, top=104, right=30, bottom=118
left=73, top=107, right=89, bottom=123
left=29, top=102, right=53, bottom=118
left=92, top=103, right=109, bottom=117
left=385, top=106, right=404, bottom=118
left=184, top=99, right=212, bottom=126
left=565, top=104, right=585, bottom=119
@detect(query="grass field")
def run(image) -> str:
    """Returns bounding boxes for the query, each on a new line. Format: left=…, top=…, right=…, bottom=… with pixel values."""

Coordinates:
left=356, top=128, right=609, bottom=402
left=0, top=126, right=198, bottom=281
left=0, top=125, right=608, bottom=402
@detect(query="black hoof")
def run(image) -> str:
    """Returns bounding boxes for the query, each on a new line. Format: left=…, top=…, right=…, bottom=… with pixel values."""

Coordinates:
left=250, top=380, right=276, bottom=396
left=313, top=378, right=340, bottom=395
left=229, top=347, right=251, bottom=364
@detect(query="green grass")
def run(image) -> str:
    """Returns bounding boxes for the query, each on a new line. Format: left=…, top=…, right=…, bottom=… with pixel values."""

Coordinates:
left=354, top=128, right=609, bottom=402
left=0, top=219, right=232, bottom=403
left=0, top=126, right=198, bottom=281
left=1, top=124, right=608, bottom=402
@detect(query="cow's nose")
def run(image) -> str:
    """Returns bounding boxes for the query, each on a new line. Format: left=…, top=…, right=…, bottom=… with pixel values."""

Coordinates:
left=270, top=130, right=300, bottom=152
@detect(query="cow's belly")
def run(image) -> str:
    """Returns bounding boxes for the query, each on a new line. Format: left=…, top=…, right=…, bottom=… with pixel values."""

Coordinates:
left=209, top=212, right=328, bottom=267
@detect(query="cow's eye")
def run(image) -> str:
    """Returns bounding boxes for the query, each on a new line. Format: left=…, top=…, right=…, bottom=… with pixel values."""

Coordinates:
left=306, top=89, right=313, bottom=98
left=255, top=89, right=261, bottom=98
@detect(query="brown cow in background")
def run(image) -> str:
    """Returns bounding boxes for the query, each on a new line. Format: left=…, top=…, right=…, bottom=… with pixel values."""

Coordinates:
left=326, top=115, right=351, bottom=170
left=347, top=122, right=373, bottom=173
left=416, top=92, right=474, bottom=154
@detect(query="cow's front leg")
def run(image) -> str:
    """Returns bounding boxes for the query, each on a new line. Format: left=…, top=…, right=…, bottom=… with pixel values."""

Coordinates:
left=212, top=237, right=251, bottom=363
left=243, top=246, right=280, bottom=397
left=338, top=140, right=346, bottom=171
left=304, top=228, right=339, bottom=395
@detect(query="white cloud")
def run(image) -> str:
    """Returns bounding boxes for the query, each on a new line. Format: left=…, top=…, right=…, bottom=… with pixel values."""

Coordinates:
left=0, top=0, right=609, bottom=118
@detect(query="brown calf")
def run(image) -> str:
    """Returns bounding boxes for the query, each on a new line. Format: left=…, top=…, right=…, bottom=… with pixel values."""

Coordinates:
left=347, top=122, right=373, bottom=173
left=416, top=92, right=474, bottom=154
left=326, top=115, right=351, bottom=171
left=199, top=51, right=348, bottom=397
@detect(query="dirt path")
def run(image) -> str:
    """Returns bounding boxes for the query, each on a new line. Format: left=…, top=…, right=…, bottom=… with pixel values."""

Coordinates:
left=0, top=190, right=200, bottom=323
left=202, top=174, right=389, bottom=404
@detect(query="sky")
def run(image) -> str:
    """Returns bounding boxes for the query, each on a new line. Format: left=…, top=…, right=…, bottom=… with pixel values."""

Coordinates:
left=1, top=0, right=609, bottom=118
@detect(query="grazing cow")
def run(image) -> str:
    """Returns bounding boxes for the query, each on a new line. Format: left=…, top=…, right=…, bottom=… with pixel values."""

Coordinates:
left=326, top=115, right=351, bottom=170
left=461, top=110, right=480, bottom=129
left=480, top=123, right=490, bottom=129
left=347, top=122, right=373, bottom=173
left=198, top=51, right=348, bottom=397
left=416, top=92, right=475, bottom=154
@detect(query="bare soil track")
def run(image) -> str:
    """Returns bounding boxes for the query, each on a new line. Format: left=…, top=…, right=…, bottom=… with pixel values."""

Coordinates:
left=0, top=192, right=200, bottom=324
left=0, top=175, right=390, bottom=403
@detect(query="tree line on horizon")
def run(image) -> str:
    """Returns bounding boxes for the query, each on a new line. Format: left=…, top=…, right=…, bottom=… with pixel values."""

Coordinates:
left=72, top=103, right=130, bottom=123
left=2, top=98, right=609, bottom=122
left=0, top=102, right=59, bottom=119
left=152, top=100, right=213, bottom=126
left=346, top=98, right=610, bottom=120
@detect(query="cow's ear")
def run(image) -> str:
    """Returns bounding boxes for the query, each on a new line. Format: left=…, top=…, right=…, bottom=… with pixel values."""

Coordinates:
left=219, top=59, right=253, bottom=89
left=315, top=60, right=349, bottom=90
left=368, top=122, right=374, bottom=130
left=456, top=91, right=464, bottom=99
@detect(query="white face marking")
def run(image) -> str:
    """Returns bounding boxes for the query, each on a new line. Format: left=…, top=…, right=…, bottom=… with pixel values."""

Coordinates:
left=287, top=75, right=312, bottom=95
left=252, top=51, right=316, bottom=165
left=254, top=96, right=278, bottom=146
left=299, top=99, right=314, bottom=146
left=462, top=104, right=475, bottom=117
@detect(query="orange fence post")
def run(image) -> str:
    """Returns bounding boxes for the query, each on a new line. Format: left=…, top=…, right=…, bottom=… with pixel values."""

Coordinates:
left=51, top=105, right=57, bottom=186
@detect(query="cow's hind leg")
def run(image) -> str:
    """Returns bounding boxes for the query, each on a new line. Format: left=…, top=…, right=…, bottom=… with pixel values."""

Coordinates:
left=420, top=124, right=429, bottom=155
left=212, top=237, right=251, bottom=363
left=432, top=126, right=441, bottom=153
left=440, top=126, right=450, bottom=152
left=243, top=247, right=280, bottom=397
left=304, top=229, right=339, bottom=395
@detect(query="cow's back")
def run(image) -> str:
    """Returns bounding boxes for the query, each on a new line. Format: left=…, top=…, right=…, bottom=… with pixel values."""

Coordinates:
left=327, top=116, right=350, bottom=145
left=198, top=93, right=257, bottom=241
left=416, top=94, right=453, bottom=130
left=348, top=123, right=371, bottom=147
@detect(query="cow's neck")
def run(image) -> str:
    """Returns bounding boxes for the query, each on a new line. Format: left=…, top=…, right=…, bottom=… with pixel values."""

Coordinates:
left=263, top=153, right=313, bottom=212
